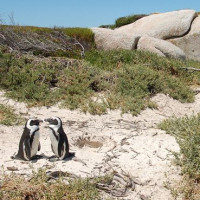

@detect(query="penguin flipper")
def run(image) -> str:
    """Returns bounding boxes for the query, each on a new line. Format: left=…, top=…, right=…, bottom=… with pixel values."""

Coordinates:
left=58, top=140, right=64, bottom=158
left=24, top=139, right=31, bottom=160
left=51, top=144, right=55, bottom=154
left=58, top=140, right=69, bottom=159
left=38, top=142, right=41, bottom=151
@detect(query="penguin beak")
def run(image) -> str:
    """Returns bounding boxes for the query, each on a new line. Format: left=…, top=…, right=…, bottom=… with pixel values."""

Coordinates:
left=33, top=119, right=43, bottom=126
left=44, top=118, right=52, bottom=123
left=36, top=119, right=43, bottom=124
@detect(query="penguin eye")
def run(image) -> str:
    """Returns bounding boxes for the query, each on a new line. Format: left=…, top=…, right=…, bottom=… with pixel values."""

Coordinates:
left=30, top=120, right=39, bottom=126
left=52, top=119, right=58, bottom=125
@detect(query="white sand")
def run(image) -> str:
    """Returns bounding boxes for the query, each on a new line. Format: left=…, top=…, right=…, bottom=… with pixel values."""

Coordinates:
left=1, top=90, right=200, bottom=199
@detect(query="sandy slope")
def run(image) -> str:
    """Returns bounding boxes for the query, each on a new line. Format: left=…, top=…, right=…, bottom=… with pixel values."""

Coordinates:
left=1, top=90, right=200, bottom=199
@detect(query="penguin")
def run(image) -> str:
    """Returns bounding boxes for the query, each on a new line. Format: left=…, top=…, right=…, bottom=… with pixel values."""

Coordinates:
left=14, top=118, right=42, bottom=161
left=44, top=117, right=70, bottom=160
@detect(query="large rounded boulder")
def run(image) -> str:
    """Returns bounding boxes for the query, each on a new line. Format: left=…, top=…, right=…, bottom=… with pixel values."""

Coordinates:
left=115, top=10, right=197, bottom=39
left=138, top=36, right=186, bottom=60
left=91, top=10, right=199, bottom=60
left=169, top=16, right=200, bottom=61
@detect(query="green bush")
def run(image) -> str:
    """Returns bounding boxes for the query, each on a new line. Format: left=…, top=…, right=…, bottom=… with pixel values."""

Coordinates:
left=158, top=114, right=200, bottom=199
left=115, top=14, right=147, bottom=28
left=99, top=14, right=147, bottom=29
left=0, top=169, right=113, bottom=199
left=0, top=104, right=24, bottom=126
left=0, top=53, right=61, bottom=106
left=0, top=25, right=95, bottom=58
left=0, top=25, right=53, bottom=33
left=60, top=27, right=94, bottom=43
left=112, top=65, right=193, bottom=115
left=0, top=48, right=198, bottom=115
left=85, top=49, right=200, bottom=84
left=1, top=25, right=94, bottom=44
left=159, top=114, right=200, bottom=179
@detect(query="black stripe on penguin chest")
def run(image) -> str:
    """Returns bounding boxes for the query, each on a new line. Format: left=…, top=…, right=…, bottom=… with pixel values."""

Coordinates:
left=29, top=128, right=39, bottom=147
left=49, top=127, right=68, bottom=158
left=50, top=127, right=59, bottom=141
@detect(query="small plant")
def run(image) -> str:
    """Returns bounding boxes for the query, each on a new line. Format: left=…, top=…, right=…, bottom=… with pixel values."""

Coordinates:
left=0, top=104, right=24, bottom=126
left=60, top=27, right=95, bottom=43
left=159, top=114, right=200, bottom=199
left=0, top=168, right=113, bottom=200
left=115, top=14, right=147, bottom=28
left=99, top=14, right=147, bottom=29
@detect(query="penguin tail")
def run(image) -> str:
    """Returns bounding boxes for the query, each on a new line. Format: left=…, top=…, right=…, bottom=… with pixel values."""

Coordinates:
left=11, top=152, right=21, bottom=160
left=67, top=152, right=75, bottom=159
left=11, top=152, right=28, bottom=161
left=69, top=152, right=75, bottom=157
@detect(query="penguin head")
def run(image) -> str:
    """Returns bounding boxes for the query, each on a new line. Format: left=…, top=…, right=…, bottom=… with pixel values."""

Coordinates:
left=44, top=117, right=62, bottom=130
left=26, top=118, right=42, bottom=132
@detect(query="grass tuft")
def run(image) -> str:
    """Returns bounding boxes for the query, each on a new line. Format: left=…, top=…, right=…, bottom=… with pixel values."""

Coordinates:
left=0, top=104, right=24, bottom=126
left=0, top=169, right=112, bottom=200
left=99, top=14, right=147, bottom=29
left=159, top=114, right=200, bottom=199
left=115, top=14, right=147, bottom=28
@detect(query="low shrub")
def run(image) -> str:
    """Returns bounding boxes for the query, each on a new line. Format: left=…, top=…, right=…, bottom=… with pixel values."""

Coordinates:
left=0, top=48, right=198, bottom=115
left=112, top=65, right=193, bottom=115
left=115, top=14, right=147, bottom=28
left=0, top=104, right=24, bottom=126
left=85, top=49, right=200, bottom=85
left=159, top=114, right=200, bottom=199
left=99, top=14, right=147, bottom=29
left=0, top=169, right=112, bottom=200
left=0, top=25, right=95, bottom=58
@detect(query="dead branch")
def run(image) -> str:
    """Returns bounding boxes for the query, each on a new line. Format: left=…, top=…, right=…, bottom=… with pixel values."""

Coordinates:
left=96, top=172, right=135, bottom=197
left=72, top=157, right=87, bottom=166
left=180, top=67, right=200, bottom=72
left=0, top=26, right=85, bottom=57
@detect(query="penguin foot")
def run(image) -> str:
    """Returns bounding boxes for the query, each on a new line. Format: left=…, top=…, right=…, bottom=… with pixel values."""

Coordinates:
left=31, top=155, right=43, bottom=160
left=48, top=156, right=59, bottom=162
left=62, top=152, right=75, bottom=161
left=68, top=152, right=75, bottom=158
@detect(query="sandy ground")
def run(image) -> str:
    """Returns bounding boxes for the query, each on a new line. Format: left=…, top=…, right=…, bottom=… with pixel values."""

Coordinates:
left=1, top=90, right=200, bottom=199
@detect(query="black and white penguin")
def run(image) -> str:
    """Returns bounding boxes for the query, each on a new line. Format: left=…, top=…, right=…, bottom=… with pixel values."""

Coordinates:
left=14, top=118, right=42, bottom=161
left=44, top=117, right=70, bottom=160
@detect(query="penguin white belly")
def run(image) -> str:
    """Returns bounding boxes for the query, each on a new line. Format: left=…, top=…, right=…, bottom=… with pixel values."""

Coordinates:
left=49, top=130, right=59, bottom=157
left=31, top=131, right=40, bottom=157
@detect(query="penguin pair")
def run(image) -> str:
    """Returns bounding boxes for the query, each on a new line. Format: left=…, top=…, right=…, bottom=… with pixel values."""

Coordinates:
left=14, top=117, right=70, bottom=161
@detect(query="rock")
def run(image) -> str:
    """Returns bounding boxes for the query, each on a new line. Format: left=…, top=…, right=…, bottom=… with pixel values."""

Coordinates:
left=140, top=194, right=150, bottom=200
left=91, top=10, right=199, bottom=60
left=137, top=36, right=186, bottom=60
left=169, top=16, right=200, bottom=61
left=115, top=9, right=197, bottom=39
left=91, top=28, right=140, bottom=50
left=7, top=166, right=19, bottom=171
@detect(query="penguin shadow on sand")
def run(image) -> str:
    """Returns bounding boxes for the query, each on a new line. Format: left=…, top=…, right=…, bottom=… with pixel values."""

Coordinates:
left=12, top=117, right=75, bottom=163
